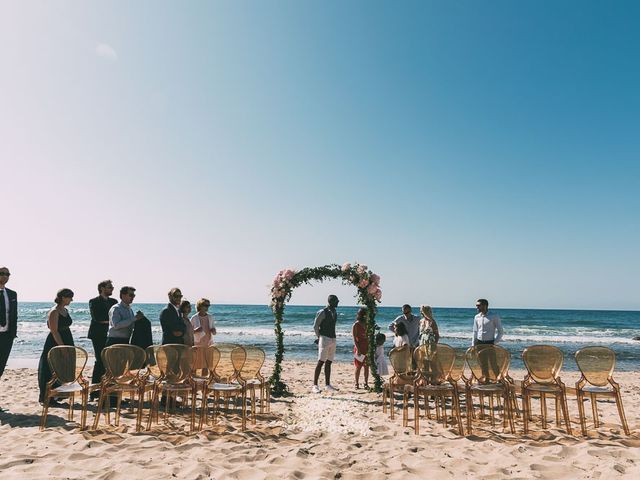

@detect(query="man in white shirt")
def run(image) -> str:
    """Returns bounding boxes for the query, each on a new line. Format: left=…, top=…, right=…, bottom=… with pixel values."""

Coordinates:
left=472, top=298, right=503, bottom=379
left=472, top=298, right=503, bottom=346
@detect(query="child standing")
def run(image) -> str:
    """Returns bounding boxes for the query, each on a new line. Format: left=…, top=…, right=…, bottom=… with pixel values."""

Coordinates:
left=374, top=333, right=389, bottom=376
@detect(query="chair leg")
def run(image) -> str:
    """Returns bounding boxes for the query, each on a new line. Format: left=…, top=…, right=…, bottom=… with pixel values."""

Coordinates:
left=93, top=387, right=106, bottom=430
left=414, top=389, right=420, bottom=435
left=559, top=391, right=572, bottom=435
left=614, top=390, right=630, bottom=435
left=541, top=393, right=548, bottom=429
left=488, top=394, right=496, bottom=427
left=576, top=390, right=588, bottom=436
left=81, top=390, right=88, bottom=430
left=115, top=392, right=123, bottom=426
left=389, top=384, right=395, bottom=420
left=466, top=388, right=473, bottom=434
left=522, top=389, right=529, bottom=435
left=382, top=387, right=387, bottom=414
left=40, top=396, right=50, bottom=431
left=136, top=388, right=145, bottom=433
left=505, top=390, right=515, bottom=434
left=69, top=393, right=74, bottom=421
left=555, top=395, right=561, bottom=427
left=589, top=393, right=598, bottom=428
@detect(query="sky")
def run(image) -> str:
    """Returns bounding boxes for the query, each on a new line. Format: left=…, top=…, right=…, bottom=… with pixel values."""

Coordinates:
left=1, top=1, right=639, bottom=310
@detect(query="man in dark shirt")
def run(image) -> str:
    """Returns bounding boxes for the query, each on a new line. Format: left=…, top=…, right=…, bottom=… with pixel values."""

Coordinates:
left=88, top=280, right=117, bottom=392
left=311, top=295, right=339, bottom=393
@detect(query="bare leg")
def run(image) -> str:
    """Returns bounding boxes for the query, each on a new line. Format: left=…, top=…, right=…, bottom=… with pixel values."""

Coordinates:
left=325, top=360, right=332, bottom=386
left=354, top=364, right=361, bottom=387
left=313, top=360, right=324, bottom=385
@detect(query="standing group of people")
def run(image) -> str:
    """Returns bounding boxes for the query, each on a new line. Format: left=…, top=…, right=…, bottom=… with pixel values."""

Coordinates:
left=36, top=282, right=218, bottom=404
left=0, top=269, right=219, bottom=406
left=311, top=295, right=503, bottom=393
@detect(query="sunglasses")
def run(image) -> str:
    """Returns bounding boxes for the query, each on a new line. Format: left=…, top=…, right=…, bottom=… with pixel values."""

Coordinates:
left=0, top=272, right=10, bottom=276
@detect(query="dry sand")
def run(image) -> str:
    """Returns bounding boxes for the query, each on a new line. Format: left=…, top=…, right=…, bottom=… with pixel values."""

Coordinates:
left=1, top=361, right=639, bottom=479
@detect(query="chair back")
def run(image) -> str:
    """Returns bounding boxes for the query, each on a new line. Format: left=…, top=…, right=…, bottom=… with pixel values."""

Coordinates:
left=449, top=349, right=466, bottom=382
left=465, top=344, right=511, bottom=382
left=575, top=346, right=616, bottom=387
left=204, top=344, right=221, bottom=373
left=156, top=344, right=193, bottom=383
left=389, top=344, right=413, bottom=375
left=102, top=344, right=146, bottom=384
left=47, top=346, right=87, bottom=384
left=231, top=346, right=248, bottom=377
left=145, top=345, right=162, bottom=378
left=414, top=343, right=455, bottom=384
left=212, top=343, right=240, bottom=382
left=522, top=345, right=563, bottom=384
left=239, top=345, right=264, bottom=380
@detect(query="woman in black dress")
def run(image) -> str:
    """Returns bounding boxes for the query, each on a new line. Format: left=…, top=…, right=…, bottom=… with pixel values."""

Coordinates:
left=38, top=288, right=75, bottom=404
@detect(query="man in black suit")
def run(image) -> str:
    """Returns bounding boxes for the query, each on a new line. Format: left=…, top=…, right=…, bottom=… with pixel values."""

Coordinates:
left=88, top=280, right=117, bottom=390
left=160, top=287, right=185, bottom=344
left=0, top=266, right=18, bottom=381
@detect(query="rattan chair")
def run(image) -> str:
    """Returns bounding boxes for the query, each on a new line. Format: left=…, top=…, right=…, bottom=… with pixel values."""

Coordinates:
left=92, top=344, right=148, bottom=431
left=146, top=344, right=198, bottom=432
left=382, top=345, right=415, bottom=422
left=200, top=343, right=247, bottom=431
left=237, top=345, right=270, bottom=422
left=413, top=343, right=464, bottom=435
left=40, top=346, right=98, bottom=431
left=521, top=345, right=572, bottom=435
left=575, top=346, right=630, bottom=436
left=464, top=344, right=516, bottom=435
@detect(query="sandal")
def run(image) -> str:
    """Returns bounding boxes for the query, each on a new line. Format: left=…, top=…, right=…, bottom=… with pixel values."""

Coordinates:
left=363, top=383, right=370, bottom=389
left=354, top=383, right=360, bottom=389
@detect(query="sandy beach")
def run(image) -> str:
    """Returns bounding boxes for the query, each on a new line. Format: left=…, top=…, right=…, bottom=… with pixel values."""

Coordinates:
left=0, top=361, right=638, bottom=479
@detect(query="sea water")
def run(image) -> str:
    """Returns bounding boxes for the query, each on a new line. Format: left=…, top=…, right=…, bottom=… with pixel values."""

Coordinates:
left=9, top=303, right=640, bottom=371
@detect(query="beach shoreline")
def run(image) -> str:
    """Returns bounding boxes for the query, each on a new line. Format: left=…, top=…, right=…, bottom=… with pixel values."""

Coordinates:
left=1, top=361, right=639, bottom=479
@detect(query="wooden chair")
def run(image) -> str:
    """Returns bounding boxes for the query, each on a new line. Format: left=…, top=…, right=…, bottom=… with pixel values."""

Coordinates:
left=40, top=346, right=98, bottom=431
left=92, top=344, right=149, bottom=431
left=237, top=345, right=270, bottom=422
left=413, top=343, right=464, bottom=435
left=382, top=345, right=415, bottom=423
left=575, top=346, right=630, bottom=436
left=464, top=344, right=516, bottom=435
left=521, top=345, right=572, bottom=435
left=200, top=343, right=247, bottom=431
left=146, top=344, right=198, bottom=432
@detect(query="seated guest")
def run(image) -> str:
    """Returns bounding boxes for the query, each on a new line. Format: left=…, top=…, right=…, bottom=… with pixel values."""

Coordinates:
left=160, top=288, right=185, bottom=344
left=191, top=298, right=216, bottom=347
left=105, top=286, right=144, bottom=347
left=179, top=299, right=195, bottom=347
left=38, top=288, right=75, bottom=404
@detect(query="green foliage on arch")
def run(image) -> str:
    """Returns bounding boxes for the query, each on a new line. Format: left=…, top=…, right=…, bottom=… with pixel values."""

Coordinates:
left=268, top=263, right=383, bottom=397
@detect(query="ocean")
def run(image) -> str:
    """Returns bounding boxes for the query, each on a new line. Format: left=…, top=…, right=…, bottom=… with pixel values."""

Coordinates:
left=8, top=303, right=640, bottom=372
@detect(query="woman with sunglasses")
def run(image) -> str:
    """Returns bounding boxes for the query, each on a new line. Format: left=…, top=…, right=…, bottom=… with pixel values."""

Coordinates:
left=38, top=288, right=76, bottom=404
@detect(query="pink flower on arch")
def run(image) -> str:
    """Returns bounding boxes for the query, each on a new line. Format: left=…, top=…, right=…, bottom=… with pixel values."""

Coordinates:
left=358, top=278, right=369, bottom=289
left=341, top=262, right=351, bottom=272
left=283, top=269, right=296, bottom=280
left=356, top=264, right=368, bottom=274
left=370, top=273, right=380, bottom=285
left=367, top=284, right=378, bottom=295
left=374, top=289, right=382, bottom=302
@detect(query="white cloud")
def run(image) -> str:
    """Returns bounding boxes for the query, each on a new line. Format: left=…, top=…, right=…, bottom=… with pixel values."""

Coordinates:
left=95, top=43, right=118, bottom=61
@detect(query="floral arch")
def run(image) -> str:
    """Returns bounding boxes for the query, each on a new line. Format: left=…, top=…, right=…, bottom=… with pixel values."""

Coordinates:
left=268, top=263, right=383, bottom=396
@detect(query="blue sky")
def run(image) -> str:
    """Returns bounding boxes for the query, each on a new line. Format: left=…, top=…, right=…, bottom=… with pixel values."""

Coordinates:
left=1, top=1, right=639, bottom=309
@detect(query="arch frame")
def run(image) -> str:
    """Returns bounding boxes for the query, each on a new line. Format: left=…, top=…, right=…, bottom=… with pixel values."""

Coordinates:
left=268, top=263, right=383, bottom=396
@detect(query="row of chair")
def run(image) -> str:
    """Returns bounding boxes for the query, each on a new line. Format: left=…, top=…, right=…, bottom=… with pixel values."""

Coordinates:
left=39, top=343, right=270, bottom=432
left=383, top=344, right=631, bottom=437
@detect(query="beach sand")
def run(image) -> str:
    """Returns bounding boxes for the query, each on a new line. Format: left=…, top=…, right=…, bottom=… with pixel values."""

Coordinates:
left=1, top=361, right=639, bottom=479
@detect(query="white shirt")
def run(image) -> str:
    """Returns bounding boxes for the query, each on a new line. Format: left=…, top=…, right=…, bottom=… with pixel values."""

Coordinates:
left=393, top=334, right=410, bottom=348
left=0, top=289, right=9, bottom=333
left=473, top=310, right=504, bottom=345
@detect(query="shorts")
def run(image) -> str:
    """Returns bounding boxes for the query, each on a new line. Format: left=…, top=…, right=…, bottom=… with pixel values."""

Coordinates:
left=318, top=336, right=337, bottom=362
